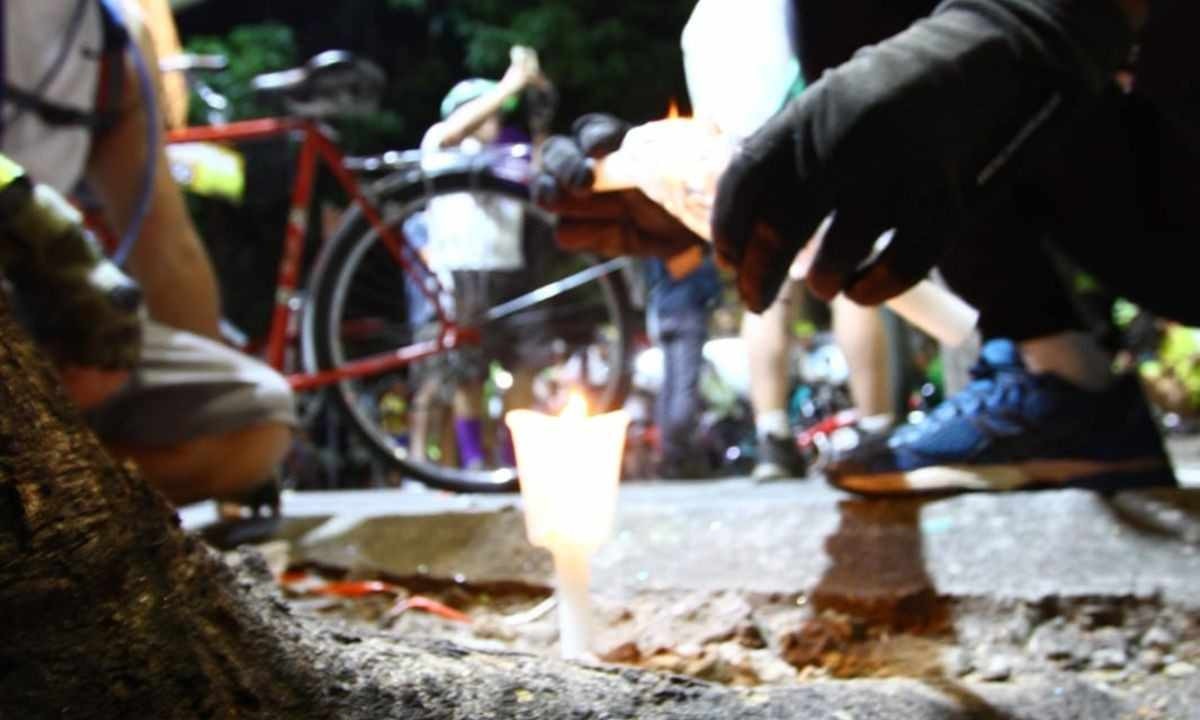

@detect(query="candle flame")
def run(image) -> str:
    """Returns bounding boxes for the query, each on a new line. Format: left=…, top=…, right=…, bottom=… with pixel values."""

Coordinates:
left=665, top=98, right=681, bottom=119
left=561, top=391, right=589, bottom=419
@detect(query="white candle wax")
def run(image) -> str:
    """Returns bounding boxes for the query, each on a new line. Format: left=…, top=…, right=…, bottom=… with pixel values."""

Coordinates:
left=505, top=395, right=630, bottom=659
left=552, top=543, right=594, bottom=659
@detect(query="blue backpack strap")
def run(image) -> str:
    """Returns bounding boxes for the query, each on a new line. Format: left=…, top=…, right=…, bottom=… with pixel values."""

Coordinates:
left=94, top=0, right=159, bottom=266
left=92, top=0, right=129, bottom=130
left=96, top=0, right=130, bottom=52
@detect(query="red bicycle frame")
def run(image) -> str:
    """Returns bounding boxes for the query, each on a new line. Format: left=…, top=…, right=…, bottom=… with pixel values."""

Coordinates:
left=166, top=118, right=479, bottom=392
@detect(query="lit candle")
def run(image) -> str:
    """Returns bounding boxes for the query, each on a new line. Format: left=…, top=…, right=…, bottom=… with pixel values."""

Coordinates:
left=505, top=393, right=630, bottom=659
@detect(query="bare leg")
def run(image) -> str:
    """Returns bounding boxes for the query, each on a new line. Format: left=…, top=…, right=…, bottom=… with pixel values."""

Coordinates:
left=452, top=382, right=485, bottom=417
left=410, top=377, right=441, bottom=462
left=830, top=297, right=893, bottom=419
left=742, top=280, right=804, bottom=478
left=743, top=280, right=798, bottom=426
left=1020, top=332, right=1112, bottom=391
left=506, top=368, right=537, bottom=411
left=84, top=27, right=222, bottom=340
left=110, top=422, right=292, bottom=507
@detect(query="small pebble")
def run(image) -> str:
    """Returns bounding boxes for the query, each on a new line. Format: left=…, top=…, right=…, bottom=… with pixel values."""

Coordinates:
left=1091, top=648, right=1128, bottom=671
left=1142, top=626, right=1176, bottom=650
left=599, top=641, right=641, bottom=664
left=980, top=656, right=1012, bottom=682
left=1138, top=649, right=1166, bottom=672
left=943, top=648, right=974, bottom=678
left=1164, top=661, right=1196, bottom=678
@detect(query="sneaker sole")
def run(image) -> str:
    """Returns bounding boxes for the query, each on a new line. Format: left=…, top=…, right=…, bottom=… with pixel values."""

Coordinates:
left=829, top=456, right=1177, bottom=496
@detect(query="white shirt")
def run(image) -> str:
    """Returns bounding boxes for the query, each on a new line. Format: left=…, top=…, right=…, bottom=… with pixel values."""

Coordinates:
left=417, top=126, right=524, bottom=272
left=681, top=0, right=799, bottom=141
left=2, top=0, right=106, bottom=193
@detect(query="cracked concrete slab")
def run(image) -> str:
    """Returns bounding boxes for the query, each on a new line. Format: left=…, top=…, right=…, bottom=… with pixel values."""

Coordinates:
left=190, top=482, right=1200, bottom=610
left=183, top=456, right=1200, bottom=718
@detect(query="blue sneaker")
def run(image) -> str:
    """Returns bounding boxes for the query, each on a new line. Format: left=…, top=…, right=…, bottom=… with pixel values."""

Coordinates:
left=826, top=339, right=1177, bottom=495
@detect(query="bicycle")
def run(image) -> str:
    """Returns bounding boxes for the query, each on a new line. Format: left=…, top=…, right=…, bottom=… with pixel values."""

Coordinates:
left=117, top=50, right=637, bottom=493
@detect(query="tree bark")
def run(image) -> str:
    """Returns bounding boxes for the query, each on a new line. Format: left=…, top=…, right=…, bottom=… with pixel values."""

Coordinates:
left=0, top=292, right=785, bottom=719
left=0, top=293, right=1124, bottom=720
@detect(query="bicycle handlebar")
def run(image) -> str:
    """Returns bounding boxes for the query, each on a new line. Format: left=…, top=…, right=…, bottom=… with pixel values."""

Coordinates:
left=342, top=149, right=424, bottom=174
left=343, top=144, right=536, bottom=187
left=159, top=53, right=229, bottom=74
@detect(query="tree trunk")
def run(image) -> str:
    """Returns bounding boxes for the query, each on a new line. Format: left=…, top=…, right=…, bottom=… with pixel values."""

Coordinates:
left=0, top=292, right=798, bottom=719
left=0, top=293, right=1141, bottom=719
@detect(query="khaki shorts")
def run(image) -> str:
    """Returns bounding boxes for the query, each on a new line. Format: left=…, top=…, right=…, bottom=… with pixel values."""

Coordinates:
left=87, top=318, right=297, bottom=447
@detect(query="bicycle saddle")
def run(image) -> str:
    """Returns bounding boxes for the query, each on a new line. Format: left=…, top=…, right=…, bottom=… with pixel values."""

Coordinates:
left=251, top=50, right=385, bottom=119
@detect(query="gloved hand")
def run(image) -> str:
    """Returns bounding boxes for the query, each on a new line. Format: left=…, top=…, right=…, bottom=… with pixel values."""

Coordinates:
left=532, top=134, right=596, bottom=204
left=0, top=159, right=143, bottom=370
left=712, top=0, right=1134, bottom=313
left=532, top=112, right=631, bottom=204
left=534, top=113, right=707, bottom=259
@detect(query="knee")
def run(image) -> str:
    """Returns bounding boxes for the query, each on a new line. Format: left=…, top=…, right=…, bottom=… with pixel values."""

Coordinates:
left=111, top=418, right=294, bottom=506
left=213, top=422, right=294, bottom=490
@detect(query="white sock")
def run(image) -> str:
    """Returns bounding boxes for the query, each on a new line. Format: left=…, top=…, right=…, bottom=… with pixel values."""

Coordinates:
left=756, top=409, right=790, bottom=439
left=858, top=413, right=895, bottom=433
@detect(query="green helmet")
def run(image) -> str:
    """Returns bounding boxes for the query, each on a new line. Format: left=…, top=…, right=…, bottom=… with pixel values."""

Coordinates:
left=439, top=78, right=520, bottom=119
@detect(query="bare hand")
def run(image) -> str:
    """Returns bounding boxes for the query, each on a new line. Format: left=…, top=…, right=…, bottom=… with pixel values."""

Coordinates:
left=501, top=46, right=540, bottom=90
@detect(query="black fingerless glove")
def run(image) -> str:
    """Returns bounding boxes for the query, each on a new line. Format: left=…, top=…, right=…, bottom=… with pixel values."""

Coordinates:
left=713, top=0, right=1134, bottom=312
left=532, top=113, right=632, bottom=204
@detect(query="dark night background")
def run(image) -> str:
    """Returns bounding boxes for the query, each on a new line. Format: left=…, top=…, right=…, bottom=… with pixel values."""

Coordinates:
left=174, top=0, right=696, bottom=149
left=169, top=0, right=696, bottom=348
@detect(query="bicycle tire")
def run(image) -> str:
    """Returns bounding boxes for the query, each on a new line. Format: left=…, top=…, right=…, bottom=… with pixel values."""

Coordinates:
left=304, top=163, right=634, bottom=493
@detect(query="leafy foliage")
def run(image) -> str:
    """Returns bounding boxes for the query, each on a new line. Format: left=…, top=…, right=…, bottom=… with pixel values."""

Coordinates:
left=478, top=7, right=683, bottom=119
left=171, top=3, right=699, bottom=335
left=179, top=3, right=695, bottom=148
left=386, top=0, right=695, bottom=127
left=183, top=23, right=298, bottom=123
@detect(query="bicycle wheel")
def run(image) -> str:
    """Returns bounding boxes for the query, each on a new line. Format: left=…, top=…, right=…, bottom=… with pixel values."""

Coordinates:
left=304, top=164, right=634, bottom=493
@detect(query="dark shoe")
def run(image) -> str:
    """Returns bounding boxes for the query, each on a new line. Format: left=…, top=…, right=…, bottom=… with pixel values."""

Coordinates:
left=752, top=433, right=807, bottom=481
left=204, top=474, right=284, bottom=548
left=827, top=339, right=1177, bottom=496
left=216, top=472, right=282, bottom=522
left=656, top=455, right=716, bottom=480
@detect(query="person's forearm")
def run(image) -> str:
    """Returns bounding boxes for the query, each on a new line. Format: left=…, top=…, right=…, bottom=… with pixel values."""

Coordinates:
left=433, top=79, right=523, bottom=148
left=86, top=39, right=222, bottom=340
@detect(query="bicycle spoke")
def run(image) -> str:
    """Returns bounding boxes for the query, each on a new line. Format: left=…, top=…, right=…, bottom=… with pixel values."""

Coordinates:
left=483, top=256, right=632, bottom=323
left=309, top=172, right=632, bottom=492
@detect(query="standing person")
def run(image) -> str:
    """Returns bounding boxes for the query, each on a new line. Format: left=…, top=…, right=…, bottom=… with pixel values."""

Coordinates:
left=538, top=0, right=927, bottom=481
left=413, top=47, right=548, bottom=469
left=743, top=279, right=897, bottom=480
left=713, top=0, right=1189, bottom=494
left=685, top=0, right=910, bottom=481
left=645, top=247, right=722, bottom=478
left=1, top=1, right=295, bottom=511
